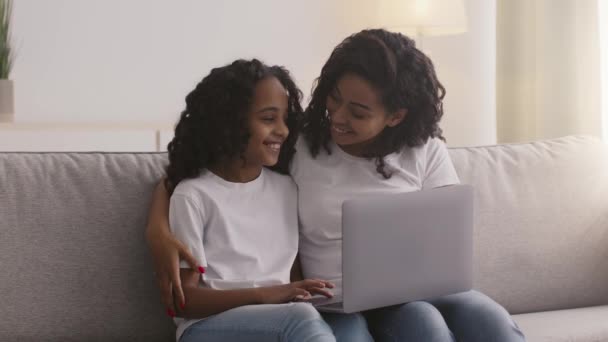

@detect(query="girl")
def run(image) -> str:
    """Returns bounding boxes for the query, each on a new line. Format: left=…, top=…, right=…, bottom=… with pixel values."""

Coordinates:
left=148, top=31, right=526, bottom=341
left=160, top=59, right=336, bottom=342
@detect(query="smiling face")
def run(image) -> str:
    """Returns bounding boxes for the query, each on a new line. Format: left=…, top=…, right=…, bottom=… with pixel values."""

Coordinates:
left=242, top=76, right=290, bottom=167
left=326, top=73, right=406, bottom=156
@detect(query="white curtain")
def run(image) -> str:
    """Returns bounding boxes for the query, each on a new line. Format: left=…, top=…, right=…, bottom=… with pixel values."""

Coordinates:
left=497, top=0, right=604, bottom=143
left=601, top=0, right=608, bottom=141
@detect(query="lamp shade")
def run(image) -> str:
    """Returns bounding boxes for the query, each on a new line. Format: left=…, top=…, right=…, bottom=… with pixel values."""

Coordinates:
left=374, top=0, right=468, bottom=36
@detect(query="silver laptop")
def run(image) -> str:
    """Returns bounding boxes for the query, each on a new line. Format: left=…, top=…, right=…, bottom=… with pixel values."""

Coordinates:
left=309, top=185, right=474, bottom=313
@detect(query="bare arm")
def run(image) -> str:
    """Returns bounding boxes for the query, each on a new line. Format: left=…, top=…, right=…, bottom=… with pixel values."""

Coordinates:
left=145, top=179, right=200, bottom=314
left=176, top=269, right=262, bottom=319
left=146, top=179, right=172, bottom=241
left=176, top=269, right=334, bottom=319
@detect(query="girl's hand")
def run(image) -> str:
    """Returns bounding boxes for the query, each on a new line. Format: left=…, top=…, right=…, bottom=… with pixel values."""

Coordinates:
left=258, top=279, right=335, bottom=304
left=147, top=223, right=200, bottom=314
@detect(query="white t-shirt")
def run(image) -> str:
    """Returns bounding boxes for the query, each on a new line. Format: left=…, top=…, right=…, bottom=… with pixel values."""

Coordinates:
left=169, top=168, right=298, bottom=340
left=290, top=137, right=460, bottom=290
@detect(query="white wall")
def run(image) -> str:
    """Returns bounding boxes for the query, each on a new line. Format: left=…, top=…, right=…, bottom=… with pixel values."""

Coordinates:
left=424, top=0, right=497, bottom=147
left=10, top=0, right=496, bottom=148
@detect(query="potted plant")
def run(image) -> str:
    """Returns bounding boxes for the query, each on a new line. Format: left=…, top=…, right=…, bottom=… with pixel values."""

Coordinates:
left=0, top=0, right=13, bottom=123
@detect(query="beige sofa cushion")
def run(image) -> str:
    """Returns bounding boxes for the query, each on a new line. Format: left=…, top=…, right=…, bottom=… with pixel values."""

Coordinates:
left=1, top=136, right=605, bottom=340
left=513, top=305, right=608, bottom=342
left=0, top=152, right=173, bottom=341
left=449, top=136, right=608, bottom=314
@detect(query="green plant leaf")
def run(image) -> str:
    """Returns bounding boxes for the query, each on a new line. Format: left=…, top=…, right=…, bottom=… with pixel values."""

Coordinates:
left=0, top=0, right=13, bottom=79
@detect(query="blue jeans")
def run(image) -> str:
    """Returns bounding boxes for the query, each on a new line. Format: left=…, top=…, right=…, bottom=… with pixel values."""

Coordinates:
left=321, top=312, right=374, bottom=342
left=323, top=291, right=525, bottom=342
left=422, top=290, right=525, bottom=342
left=322, top=303, right=450, bottom=342
left=180, top=303, right=336, bottom=342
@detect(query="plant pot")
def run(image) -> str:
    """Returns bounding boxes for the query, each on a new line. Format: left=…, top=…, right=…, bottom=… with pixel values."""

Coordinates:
left=0, top=79, right=14, bottom=123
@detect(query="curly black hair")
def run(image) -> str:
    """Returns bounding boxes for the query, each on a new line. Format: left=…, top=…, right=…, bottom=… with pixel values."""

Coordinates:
left=302, top=29, right=446, bottom=178
left=165, top=59, right=303, bottom=193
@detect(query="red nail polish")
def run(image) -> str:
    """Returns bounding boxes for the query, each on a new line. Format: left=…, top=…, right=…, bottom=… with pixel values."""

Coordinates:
left=198, top=266, right=206, bottom=274
left=180, top=303, right=185, bottom=310
left=167, top=308, right=176, bottom=317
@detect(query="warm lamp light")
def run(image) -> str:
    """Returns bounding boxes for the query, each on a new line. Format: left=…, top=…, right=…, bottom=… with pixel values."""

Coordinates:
left=373, top=0, right=468, bottom=38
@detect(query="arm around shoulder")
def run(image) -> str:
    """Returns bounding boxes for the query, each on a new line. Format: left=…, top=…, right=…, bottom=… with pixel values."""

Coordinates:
left=146, top=178, right=172, bottom=241
left=145, top=178, right=200, bottom=312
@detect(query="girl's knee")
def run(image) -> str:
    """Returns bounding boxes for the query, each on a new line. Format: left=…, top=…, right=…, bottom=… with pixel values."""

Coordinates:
left=282, top=303, right=336, bottom=341
left=286, top=302, right=324, bottom=321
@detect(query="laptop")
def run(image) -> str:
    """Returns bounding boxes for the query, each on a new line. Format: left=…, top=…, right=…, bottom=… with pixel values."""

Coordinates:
left=309, top=184, right=474, bottom=313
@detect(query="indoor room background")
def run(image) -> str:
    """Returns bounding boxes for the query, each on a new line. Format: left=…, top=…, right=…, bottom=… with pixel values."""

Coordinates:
left=0, top=0, right=606, bottom=151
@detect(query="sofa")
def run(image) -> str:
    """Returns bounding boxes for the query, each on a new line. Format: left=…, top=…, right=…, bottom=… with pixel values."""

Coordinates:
left=1, top=135, right=607, bottom=341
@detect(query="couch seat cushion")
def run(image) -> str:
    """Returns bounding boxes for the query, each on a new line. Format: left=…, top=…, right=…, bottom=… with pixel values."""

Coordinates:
left=513, top=305, right=608, bottom=342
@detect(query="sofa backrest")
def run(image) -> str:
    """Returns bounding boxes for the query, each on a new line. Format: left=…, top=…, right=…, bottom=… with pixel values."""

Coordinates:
left=0, top=152, right=173, bottom=341
left=1, top=135, right=607, bottom=340
left=449, top=135, right=608, bottom=314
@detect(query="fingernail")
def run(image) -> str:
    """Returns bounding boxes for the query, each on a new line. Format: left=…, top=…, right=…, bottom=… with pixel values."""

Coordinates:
left=180, top=302, right=185, bottom=310
left=198, top=266, right=206, bottom=274
left=167, top=308, right=176, bottom=317
left=295, top=295, right=303, bottom=300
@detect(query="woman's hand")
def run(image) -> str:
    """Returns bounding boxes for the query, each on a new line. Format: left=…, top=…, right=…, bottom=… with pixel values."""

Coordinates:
left=148, top=228, right=200, bottom=315
left=146, top=179, right=201, bottom=316
left=257, top=279, right=335, bottom=304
